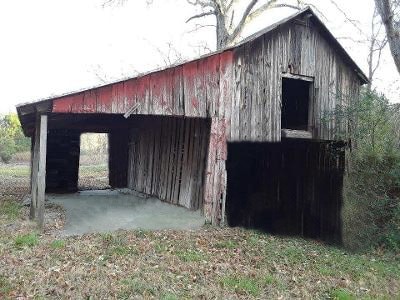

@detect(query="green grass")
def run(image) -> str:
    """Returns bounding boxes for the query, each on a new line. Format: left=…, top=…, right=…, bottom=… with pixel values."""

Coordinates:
left=330, top=288, right=355, bottom=300
left=0, top=275, right=12, bottom=297
left=0, top=164, right=30, bottom=177
left=215, top=239, right=238, bottom=249
left=119, top=277, right=156, bottom=298
left=14, top=233, right=39, bottom=249
left=160, top=293, right=179, bottom=300
left=100, top=232, right=137, bottom=258
left=175, top=249, right=206, bottom=262
left=50, top=239, right=65, bottom=249
left=0, top=226, right=398, bottom=298
left=79, top=164, right=108, bottom=175
left=221, top=276, right=261, bottom=297
left=0, top=200, right=21, bottom=220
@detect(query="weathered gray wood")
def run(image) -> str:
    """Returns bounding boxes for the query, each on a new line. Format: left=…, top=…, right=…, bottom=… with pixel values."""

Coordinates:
left=281, top=129, right=313, bottom=139
left=282, top=72, right=314, bottom=82
left=30, top=118, right=40, bottom=220
left=127, top=117, right=209, bottom=211
left=37, top=115, right=48, bottom=230
left=123, top=102, right=141, bottom=119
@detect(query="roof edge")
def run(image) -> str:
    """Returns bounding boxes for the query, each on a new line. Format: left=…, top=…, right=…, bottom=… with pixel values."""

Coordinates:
left=16, top=6, right=368, bottom=111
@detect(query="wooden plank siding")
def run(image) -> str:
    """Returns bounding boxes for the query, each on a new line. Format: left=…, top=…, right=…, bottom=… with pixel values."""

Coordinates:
left=50, top=18, right=361, bottom=143
left=52, top=52, right=232, bottom=121
left=127, top=117, right=210, bottom=211
left=20, top=10, right=365, bottom=226
left=231, top=20, right=361, bottom=142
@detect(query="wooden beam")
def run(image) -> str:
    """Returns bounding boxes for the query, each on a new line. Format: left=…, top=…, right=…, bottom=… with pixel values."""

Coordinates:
left=281, top=129, right=313, bottom=139
left=37, top=115, right=48, bottom=230
left=123, top=102, right=141, bottom=119
left=281, top=73, right=314, bottom=82
left=30, top=118, right=40, bottom=220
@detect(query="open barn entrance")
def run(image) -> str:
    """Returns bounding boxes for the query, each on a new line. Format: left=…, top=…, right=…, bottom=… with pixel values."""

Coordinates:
left=43, top=114, right=210, bottom=234
left=226, top=140, right=344, bottom=243
left=78, top=133, right=109, bottom=190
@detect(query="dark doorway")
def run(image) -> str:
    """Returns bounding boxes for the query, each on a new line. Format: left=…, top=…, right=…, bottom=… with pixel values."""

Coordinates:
left=226, top=140, right=344, bottom=243
left=281, top=78, right=312, bottom=131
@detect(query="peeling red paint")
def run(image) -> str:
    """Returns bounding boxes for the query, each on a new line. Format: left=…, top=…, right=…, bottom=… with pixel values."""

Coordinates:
left=52, top=50, right=234, bottom=120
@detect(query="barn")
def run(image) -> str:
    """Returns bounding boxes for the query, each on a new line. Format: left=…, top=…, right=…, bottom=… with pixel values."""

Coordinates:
left=17, top=7, right=367, bottom=241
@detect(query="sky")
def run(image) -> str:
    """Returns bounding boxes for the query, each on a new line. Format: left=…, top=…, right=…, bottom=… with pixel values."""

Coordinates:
left=0, top=0, right=399, bottom=114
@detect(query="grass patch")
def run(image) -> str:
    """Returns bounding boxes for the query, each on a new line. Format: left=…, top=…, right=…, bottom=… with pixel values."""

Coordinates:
left=175, top=249, right=206, bottom=262
left=0, top=200, right=21, bottom=220
left=221, top=275, right=261, bottom=297
left=160, top=293, right=179, bottom=300
left=119, top=277, right=156, bottom=298
left=215, top=239, right=238, bottom=249
left=100, top=233, right=137, bottom=258
left=14, top=233, right=39, bottom=249
left=0, top=165, right=30, bottom=177
left=0, top=275, right=12, bottom=297
left=108, top=245, right=137, bottom=256
left=330, top=288, right=355, bottom=300
left=154, top=241, right=168, bottom=253
left=263, top=274, right=277, bottom=285
left=50, top=239, right=65, bottom=249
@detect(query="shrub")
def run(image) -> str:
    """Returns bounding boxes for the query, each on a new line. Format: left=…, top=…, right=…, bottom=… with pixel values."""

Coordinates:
left=339, top=89, right=400, bottom=251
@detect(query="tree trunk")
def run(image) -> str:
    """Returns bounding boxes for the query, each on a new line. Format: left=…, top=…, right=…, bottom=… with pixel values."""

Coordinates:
left=215, top=11, right=230, bottom=49
left=375, top=0, right=400, bottom=74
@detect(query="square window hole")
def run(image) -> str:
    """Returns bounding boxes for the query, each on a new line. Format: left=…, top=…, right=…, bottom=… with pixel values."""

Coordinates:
left=281, top=77, right=312, bottom=131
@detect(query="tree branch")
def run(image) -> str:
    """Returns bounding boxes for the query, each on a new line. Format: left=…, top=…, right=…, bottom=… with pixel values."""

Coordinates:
left=186, top=11, right=215, bottom=23
left=228, top=0, right=261, bottom=43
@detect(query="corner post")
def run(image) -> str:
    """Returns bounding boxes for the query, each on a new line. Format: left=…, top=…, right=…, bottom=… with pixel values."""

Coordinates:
left=203, top=117, right=227, bottom=225
left=30, top=114, right=48, bottom=230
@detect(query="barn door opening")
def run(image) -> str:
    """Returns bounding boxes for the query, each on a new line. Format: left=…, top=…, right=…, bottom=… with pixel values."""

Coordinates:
left=78, top=133, right=110, bottom=190
left=226, top=140, right=344, bottom=243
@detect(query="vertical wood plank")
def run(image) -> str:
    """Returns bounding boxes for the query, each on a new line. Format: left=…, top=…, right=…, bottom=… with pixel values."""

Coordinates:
left=37, top=115, right=48, bottom=230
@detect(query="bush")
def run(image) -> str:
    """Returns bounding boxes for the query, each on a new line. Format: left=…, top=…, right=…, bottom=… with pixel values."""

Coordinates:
left=340, top=89, right=400, bottom=251
left=0, top=135, right=16, bottom=163
left=343, top=152, right=400, bottom=251
left=0, top=113, right=30, bottom=163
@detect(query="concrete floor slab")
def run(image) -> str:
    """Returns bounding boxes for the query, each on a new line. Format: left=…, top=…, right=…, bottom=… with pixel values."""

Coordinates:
left=47, top=189, right=204, bottom=236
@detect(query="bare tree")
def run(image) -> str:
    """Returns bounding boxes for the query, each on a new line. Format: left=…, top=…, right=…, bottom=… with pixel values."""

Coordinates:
left=374, top=0, right=400, bottom=74
left=367, top=9, right=388, bottom=90
left=185, top=0, right=316, bottom=49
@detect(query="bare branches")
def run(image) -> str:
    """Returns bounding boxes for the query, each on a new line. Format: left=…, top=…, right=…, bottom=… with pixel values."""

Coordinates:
left=186, top=11, right=215, bottom=23
left=229, top=0, right=260, bottom=43
left=186, top=0, right=215, bottom=9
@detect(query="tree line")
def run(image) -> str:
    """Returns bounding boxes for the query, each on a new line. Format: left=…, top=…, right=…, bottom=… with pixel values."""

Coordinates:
left=0, top=114, right=30, bottom=163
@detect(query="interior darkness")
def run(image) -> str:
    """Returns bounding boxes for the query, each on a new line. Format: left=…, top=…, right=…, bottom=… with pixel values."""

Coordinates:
left=226, top=140, right=344, bottom=243
left=281, top=78, right=311, bottom=130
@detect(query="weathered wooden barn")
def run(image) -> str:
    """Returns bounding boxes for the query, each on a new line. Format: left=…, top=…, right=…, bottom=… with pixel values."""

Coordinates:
left=17, top=8, right=367, bottom=241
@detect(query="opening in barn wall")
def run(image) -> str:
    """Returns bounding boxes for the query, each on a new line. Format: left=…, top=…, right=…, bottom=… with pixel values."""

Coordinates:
left=281, top=77, right=312, bottom=131
left=78, top=133, right=110, bottom=190
left=226, top=140, right=345, bottom=243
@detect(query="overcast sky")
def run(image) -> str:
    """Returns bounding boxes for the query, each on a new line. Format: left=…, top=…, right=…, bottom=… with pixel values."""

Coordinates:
left=0, top=0, right=399, bottom=114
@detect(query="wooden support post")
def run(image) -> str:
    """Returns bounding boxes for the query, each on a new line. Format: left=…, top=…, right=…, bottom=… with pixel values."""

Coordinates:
left=203, top=117, right=227, bottom=225
left=30, top=114, right=48, bottom=230
left=30, top=119, right=40, bottom=220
